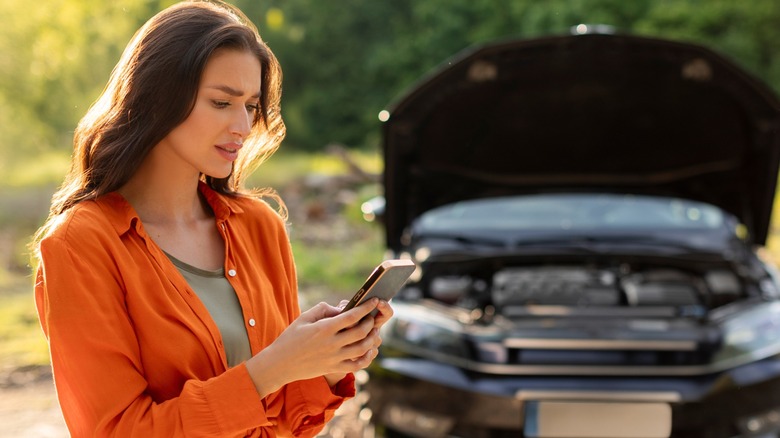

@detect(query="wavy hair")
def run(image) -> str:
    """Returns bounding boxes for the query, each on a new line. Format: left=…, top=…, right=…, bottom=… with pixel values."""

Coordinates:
left=34, top=0, right=285, bottom=244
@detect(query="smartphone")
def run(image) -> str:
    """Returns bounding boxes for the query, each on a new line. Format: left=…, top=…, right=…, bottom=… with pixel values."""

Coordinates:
left=340, top=259, right=416, bottom=315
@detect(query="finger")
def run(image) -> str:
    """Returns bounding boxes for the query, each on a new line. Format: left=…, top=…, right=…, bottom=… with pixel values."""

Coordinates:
left=340, top=328, right=379, bottom=358
left=335, top=315, right=376, bottom=346
left=372, top=300, right=394, bottom=327
left=329, top=297, right=379, bottom=329
left=336, top=299, right=350, bottom=311
left=348, top=347, right=378, bottom=368
left=333, top=345, right=380, bottom=374
left=319, top=302, right=344, bottom=319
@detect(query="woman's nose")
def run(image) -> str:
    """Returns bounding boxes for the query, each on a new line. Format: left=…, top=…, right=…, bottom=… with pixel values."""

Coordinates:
left=231, top=108, right=252, bottom=138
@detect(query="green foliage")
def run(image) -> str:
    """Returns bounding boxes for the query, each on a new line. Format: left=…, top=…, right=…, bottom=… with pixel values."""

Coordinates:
left=0, top=281, right=50, bottom=369
left=231, top=0, right=780, bottom=151
left=0, top=0, right=149, bottom=175
left=3, top=0, right=780, bottom=155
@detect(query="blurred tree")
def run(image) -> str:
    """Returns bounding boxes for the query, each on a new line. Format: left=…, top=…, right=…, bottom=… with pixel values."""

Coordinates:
left=0, top=0, right=153, bottom=178
left=2, top=0, right=779, bottom=162
left=236, top=0, right=414, bottom=151
left=245, top=0, right=780, bottom=151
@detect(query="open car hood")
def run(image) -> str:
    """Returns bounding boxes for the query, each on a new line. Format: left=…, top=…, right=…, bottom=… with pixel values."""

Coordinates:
left=381, top=32, right=780, bottom=251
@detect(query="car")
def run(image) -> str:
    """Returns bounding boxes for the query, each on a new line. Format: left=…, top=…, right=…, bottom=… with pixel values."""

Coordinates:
left=362, top=27, right=780, bottom=438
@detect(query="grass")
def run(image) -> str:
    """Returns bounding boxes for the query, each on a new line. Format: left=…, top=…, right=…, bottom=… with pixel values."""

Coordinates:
left=0, top=277, right=50, bottom=371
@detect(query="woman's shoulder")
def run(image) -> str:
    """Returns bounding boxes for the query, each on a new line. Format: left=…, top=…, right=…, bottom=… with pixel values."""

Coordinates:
left=225, top=192, right=285, bottom=220
left=220, top=192, right=289, bottom=234
left=42, top=195, right=129, bottom=243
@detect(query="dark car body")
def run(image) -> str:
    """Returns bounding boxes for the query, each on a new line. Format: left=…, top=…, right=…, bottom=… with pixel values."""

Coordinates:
left=364, top=30, right=780, bottom=438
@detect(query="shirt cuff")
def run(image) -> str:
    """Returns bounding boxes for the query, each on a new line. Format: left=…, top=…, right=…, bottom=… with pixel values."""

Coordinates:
left=329, top=373, right=356, bottom=398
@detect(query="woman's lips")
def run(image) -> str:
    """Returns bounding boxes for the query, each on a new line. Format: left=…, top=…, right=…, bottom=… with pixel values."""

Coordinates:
left=215, top=142, right=242, bottom=161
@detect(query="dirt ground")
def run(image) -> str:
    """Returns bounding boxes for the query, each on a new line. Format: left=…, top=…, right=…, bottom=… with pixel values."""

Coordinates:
left=0, top=366, right=374, bottom=438
left=0, top=365, right=65, bottom=438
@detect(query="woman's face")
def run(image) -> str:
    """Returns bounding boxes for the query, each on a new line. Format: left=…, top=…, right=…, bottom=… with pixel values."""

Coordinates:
left=156, top=48, right=262, bottom=180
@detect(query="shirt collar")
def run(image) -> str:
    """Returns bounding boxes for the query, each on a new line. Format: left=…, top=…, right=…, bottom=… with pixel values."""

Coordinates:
left=98, top=181, right=245, bottom=237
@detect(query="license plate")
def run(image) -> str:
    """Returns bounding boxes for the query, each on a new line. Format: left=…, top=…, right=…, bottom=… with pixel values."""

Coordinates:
left=523, top=401, right=672, bottom=438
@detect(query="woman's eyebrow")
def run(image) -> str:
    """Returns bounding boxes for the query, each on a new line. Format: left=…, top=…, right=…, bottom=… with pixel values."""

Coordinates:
left=206, top=84, right=260, bottom=98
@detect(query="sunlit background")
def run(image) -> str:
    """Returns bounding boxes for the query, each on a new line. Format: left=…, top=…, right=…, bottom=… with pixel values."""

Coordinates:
left=2, top=0, right=780, bottom=436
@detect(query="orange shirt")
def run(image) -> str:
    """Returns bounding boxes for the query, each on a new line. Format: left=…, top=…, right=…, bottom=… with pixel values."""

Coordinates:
left=35, top=183, right=354, bottom=437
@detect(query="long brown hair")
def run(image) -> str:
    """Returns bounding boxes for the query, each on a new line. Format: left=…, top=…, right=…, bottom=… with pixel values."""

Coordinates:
left=34, top=0, right=285, bottom=244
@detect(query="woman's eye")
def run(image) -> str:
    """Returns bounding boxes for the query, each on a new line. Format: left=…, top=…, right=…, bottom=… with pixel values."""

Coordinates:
left=246, top=103, right=260, bottom=113
left=212, top=100, right=230, bottom=109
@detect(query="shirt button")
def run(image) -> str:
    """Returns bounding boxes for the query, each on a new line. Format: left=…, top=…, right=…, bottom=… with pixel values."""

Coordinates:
left=248, top=318, right=256, bottom=327
left=228, top=269, right=237, bottom=277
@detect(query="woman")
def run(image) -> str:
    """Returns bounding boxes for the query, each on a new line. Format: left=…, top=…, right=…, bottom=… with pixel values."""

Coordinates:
left=32, top=1, right=391, bottom=436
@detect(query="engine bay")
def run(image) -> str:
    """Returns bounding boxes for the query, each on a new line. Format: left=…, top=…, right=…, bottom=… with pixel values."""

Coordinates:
left=415, top=259, right=763, bottom=316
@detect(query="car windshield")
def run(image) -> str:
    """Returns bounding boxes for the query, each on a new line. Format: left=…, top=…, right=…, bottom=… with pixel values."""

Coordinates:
left=416, top=194, right=726, bottom=232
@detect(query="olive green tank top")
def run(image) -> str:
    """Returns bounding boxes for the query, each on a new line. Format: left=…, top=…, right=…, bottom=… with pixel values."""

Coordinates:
left=165, top=252, right=252, bottom=368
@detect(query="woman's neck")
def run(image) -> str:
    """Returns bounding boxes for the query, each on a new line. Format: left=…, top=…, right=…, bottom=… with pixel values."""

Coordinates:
left=117, top=155, right=209, bottom=227
left=118, top=158, right=225, bottom=271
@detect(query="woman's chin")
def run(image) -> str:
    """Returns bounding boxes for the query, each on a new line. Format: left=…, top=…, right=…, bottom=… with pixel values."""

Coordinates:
left=204, top=166, right=233, bottom=181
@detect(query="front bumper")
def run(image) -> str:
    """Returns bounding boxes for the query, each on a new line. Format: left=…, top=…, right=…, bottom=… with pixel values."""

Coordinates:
left=365, top=356, right=780, bottom=438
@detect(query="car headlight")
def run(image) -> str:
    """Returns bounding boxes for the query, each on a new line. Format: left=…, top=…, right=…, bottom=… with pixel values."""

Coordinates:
left=712, top=301, right=780, bottom=367
left=386, top=317, right=472, bottom=359
left=382, top=301, right=511, bottom=364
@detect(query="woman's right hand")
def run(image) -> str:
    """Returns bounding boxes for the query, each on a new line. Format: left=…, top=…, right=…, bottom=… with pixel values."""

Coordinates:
left=245, top=298, right=382, bottom=398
